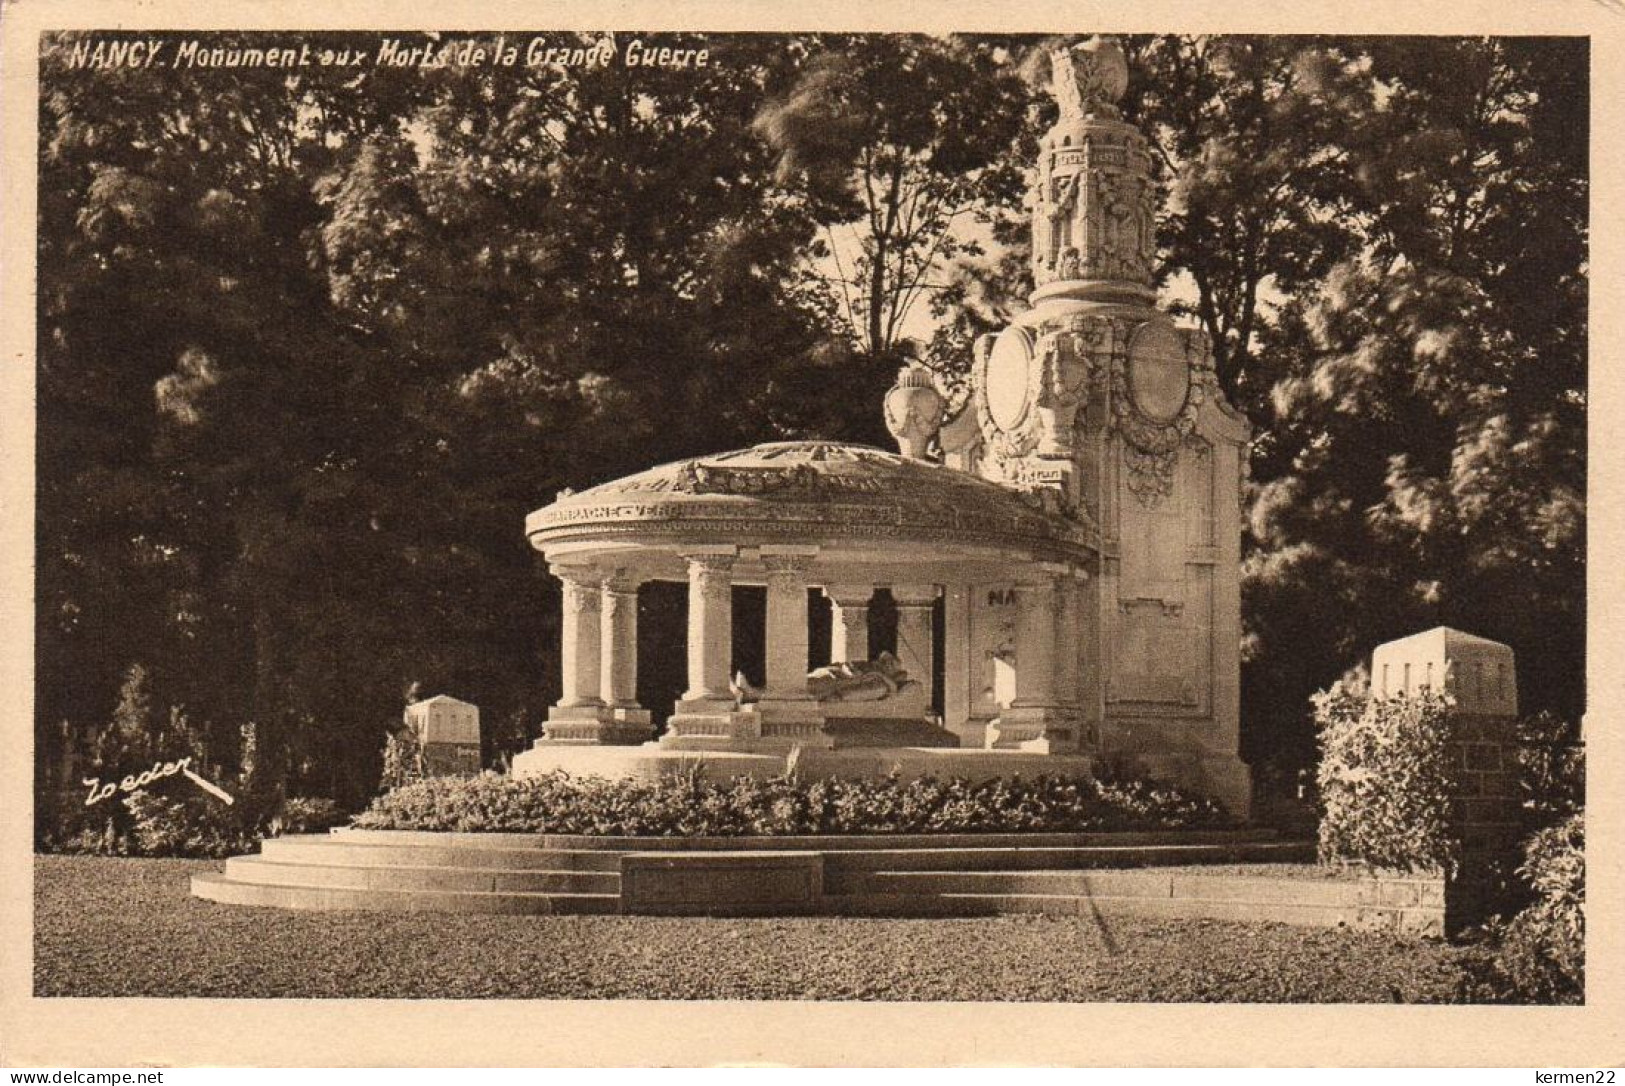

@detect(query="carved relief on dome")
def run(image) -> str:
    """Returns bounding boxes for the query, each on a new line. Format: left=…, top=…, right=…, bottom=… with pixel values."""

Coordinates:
left=530, top=441, right=1098, bottom=554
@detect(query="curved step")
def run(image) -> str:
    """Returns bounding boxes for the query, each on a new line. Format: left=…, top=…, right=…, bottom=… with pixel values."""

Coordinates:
left=191, top=830, right=1324, bottom=919
left=823, top=839, right=1315, bottom=875
left=190, top=872, right=620, bottom=915
left=224, top=855, right=619, bottom=893
left=259, top=837, right=622, bottom=871
left=325, top=827, right=1280, bottom=851
left=838, top=868, right=1359, bottom=904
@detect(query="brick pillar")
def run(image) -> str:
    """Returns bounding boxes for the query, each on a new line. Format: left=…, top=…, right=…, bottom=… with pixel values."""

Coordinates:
left=1370, top=627, right=1521, bottom=929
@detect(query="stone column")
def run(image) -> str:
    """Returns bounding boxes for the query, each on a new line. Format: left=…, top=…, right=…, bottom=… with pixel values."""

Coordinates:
left=987, top=565, right=1079, bottom=753
left=1010, top=574, right=1059, bottom=709
left=678, top=547, right=737, bottom=711
left=826, top=585, right=872, bottom=663
left=664, top=545, right=760, bottom=748
left=598, top=568, right=652, bottom=739
left=759, top=546, right=827, bottom=743
left=555, top=565, right=605, bottom=711
left=892, top=584, right=938, bottom=707
left=540, top=563, right=620, bottom=744
left=942, top=584, right=980, bottom=745
left=762, top=548, right=818, bottom=700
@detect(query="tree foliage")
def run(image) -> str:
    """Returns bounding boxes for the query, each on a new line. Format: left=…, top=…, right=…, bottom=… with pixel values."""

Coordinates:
left=754, top=35, right=1031, bottom=379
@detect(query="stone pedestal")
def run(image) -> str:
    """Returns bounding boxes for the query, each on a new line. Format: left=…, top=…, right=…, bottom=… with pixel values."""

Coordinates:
left=1370, top=627, right=1523, bottom=926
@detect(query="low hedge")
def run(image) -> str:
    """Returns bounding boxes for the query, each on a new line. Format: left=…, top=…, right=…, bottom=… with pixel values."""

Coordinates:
left=46, top=791, right=348, bottom=859
left=352, top=770, right=1231, bottom=836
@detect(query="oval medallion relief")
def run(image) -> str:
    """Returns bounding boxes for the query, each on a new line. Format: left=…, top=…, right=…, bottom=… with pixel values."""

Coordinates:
left=1126, top=322, right=1189, bottom=421
left=985, top=327, right=1034, bottom=432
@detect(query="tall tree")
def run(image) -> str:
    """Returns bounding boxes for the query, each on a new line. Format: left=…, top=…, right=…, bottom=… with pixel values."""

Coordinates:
left=753, top=33, right=1032, bottom=413
left=1240, top=37, right=1587, bottom=763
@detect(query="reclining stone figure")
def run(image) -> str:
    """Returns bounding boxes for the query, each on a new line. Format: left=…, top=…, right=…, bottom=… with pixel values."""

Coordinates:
left=732, top=651, right=920, bottom=705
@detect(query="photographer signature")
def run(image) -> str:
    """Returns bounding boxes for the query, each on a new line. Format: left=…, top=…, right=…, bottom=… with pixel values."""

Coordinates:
left=83, top=756, right=235, bottom=807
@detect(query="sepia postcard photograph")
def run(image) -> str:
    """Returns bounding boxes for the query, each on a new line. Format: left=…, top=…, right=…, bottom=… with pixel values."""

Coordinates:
left=1, top=0, right=1620, bottom=1070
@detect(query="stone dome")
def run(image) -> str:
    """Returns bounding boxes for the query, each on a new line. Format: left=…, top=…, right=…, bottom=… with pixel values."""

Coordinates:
left=526, top=440, right=1095, bottom=560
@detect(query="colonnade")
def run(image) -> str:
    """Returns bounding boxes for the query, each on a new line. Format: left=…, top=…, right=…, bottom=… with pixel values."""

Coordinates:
left=540, top=544, right=1084, bottom=751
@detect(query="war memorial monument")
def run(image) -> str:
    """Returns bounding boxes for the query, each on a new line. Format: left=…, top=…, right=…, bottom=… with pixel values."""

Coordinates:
left=511, top=37, right=1253, bottom=815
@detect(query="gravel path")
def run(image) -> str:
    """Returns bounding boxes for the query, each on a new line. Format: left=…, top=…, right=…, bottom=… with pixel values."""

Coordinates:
left=34, top=855, right=1484, bottom=1002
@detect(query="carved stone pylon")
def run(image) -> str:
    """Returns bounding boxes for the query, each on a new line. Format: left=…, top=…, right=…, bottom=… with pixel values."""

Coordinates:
left=1031, top=37, right=1156, bottom=301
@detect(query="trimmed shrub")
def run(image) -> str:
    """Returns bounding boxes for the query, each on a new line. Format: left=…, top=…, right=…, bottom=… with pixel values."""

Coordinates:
left=379, top=727, right=425, bottom=792
left=269, top=796, right=348, bottom=836
left=122, top=790, right=257, bottom=858
left=46, top=791, right=349, bottom=857
left=353, top=770, right=1231, bottom=837
left=1314, top=682, right=1460, bottom=875
left=1513, top=710, right=1584, bottom=828
left=1463, top=813, right=1584, bottom=1004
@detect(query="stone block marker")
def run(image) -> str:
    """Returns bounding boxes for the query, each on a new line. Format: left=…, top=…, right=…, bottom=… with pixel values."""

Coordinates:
left=404, top=695, right=483, bottom=776
left=1371, top=626, right=1517, bottom=716
left=1370, top=626, right=1521, bottom=927
left=619, top=851, right=825, bottom=916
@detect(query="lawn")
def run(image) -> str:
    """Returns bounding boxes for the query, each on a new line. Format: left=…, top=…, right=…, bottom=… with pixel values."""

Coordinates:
left=34, top=855, right=1488, bottom=1002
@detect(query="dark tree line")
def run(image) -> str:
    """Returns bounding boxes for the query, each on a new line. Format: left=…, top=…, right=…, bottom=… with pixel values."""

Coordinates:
left=35, top=32, right=1584, bottom=823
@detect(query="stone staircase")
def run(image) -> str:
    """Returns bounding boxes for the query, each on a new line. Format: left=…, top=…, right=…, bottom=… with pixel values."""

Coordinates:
left=192, top=828, right=1327, bottom=920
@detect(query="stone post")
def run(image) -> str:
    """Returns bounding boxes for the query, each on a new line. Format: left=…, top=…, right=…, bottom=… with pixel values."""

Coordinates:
left=825, top=585, right=873, bottom=663
left=892, top=584, right=938, bottom=708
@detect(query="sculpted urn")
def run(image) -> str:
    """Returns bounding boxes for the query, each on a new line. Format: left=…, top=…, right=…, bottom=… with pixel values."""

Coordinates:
left=883, top=364, right=947, bottom=460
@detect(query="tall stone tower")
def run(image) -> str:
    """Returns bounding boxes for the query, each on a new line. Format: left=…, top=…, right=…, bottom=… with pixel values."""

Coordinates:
left=893, top=37, right=1252, bottom=812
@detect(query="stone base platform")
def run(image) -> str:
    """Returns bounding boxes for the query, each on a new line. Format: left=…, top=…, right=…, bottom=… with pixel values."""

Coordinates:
left=186, top=828, right=1460, bottom=932
left=509, top=742, right=1098, bottom=784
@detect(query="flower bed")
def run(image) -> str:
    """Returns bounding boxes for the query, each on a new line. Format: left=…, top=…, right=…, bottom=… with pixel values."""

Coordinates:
left=352, top=770, right=1231, bottom=836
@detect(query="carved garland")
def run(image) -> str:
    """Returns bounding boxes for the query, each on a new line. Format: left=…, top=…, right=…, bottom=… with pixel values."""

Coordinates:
left=1109, top=321, right=1212, bottom=508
